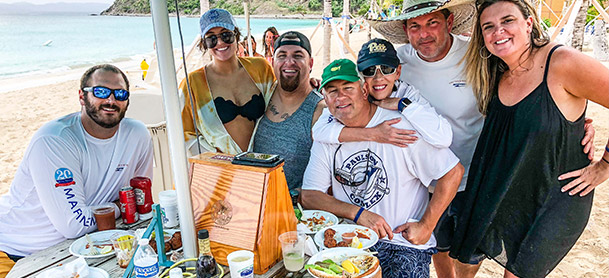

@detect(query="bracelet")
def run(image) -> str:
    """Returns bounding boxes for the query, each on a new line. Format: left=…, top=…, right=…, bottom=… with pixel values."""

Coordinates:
left=605, top=146, right=609, bottom=153
left=397, top=98, right=411, bottom=112
left=353, top=207, right=365, bottom=223
left=602, top=157, right=609, bottom=165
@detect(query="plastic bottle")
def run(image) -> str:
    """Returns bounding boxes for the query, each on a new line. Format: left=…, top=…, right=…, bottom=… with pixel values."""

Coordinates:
left=134, top=238, right=160, bottom=278
left=197, top=229, right=218, bottom=278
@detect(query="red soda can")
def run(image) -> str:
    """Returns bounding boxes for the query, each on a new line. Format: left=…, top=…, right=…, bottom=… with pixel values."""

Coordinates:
left=130, top=176, right=153, bottom=220
left=119, top=186, right=139, bottom=224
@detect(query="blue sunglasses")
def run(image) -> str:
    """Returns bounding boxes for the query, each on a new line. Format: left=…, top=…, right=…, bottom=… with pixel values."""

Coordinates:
left=82, top=86, right=130, bottom=101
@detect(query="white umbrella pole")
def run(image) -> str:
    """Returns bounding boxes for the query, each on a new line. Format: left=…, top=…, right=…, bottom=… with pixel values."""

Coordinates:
left=149, top=0, right=197, bottom=260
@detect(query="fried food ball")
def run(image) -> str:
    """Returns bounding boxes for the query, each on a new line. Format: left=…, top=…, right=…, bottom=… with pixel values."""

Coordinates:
left=324, top=237, right=337, bottom=248
left=337, top=241, right=349, bottom=247
left=324, top=228, right=336, bottom=239
left=169, top=232, right=182, bottom=250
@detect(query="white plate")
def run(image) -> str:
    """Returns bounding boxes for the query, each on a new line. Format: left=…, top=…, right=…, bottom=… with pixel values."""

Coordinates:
left=69, top=230, right=131, bottom=259
left=306, top=247, right=380, bottom=278
left=299, top=210, right=339, bottom=234
left=314, top=224, right=378, bottom=250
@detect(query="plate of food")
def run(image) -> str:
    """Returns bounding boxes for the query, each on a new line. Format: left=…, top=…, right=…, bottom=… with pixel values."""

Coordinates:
left=149, top=229, right=182, bottom=255
left=298, top=210, right=339, bottom=234
left=69, top=230, right=131, bottom=259
left=305, top=247, right=380, bottom=278
left=314, top=224, right=378, bottom=250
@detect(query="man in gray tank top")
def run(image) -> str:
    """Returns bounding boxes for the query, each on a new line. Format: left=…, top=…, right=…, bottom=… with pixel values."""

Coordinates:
left=253, top=31, right=325, bottom=191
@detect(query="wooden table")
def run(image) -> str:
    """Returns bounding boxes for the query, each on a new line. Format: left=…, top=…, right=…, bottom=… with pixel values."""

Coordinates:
left=6, top=218, right=314, bottom=278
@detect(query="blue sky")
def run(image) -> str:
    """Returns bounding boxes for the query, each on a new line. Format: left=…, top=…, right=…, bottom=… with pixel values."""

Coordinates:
left=0, top=0, right=114, bottom=3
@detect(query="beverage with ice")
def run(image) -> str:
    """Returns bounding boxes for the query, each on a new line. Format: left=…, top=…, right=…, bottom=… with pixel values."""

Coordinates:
left=283, top=252, right=304, bottom=271
left=278, top=231, right=305, bottom=272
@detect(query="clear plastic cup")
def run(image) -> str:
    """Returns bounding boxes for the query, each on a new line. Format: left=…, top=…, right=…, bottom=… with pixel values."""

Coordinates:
left=278, top=231, right=305, bottom=272
left=111, top=232, right=136, bottom=268
left=93, top=203, right=116, bottom=231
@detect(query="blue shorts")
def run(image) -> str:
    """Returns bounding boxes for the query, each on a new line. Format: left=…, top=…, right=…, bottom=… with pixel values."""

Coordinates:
left=370, top=241, right=436, bottom=278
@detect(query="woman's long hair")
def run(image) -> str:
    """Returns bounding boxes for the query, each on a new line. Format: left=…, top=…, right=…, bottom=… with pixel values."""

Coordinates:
left=464, top=0, right=549, bottom=115
left=262, top=26, right=278, bottom=58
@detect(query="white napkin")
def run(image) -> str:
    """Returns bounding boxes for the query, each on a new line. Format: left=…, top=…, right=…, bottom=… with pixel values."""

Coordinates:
left=304, top=235, right=318, bottom=257
left=36, top=257, right=90, bottom=278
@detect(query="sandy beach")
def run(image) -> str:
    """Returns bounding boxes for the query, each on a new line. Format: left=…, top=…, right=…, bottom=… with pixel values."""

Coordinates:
left=1, top=25, right=608, bottom=277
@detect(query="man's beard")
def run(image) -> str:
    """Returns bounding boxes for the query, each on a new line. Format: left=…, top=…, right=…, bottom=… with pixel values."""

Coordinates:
left=280, top=71, right=301, bottom=92
left=83, top=93, right=127, bottom=129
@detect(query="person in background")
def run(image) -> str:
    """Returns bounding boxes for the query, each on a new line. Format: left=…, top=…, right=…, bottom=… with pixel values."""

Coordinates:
left=245, top=35, right=263, bottom=58
left=450, top=0, right=609, bottom=277
left=302, top=59, right=464, bottom=277
left=312, top=38, right=453, bottom=149
left=253, top=31, right=325, bottom=191
left=180, top=9, right=275, bottom=155
left=140, top=58, right=149, bottom=80
left=237, top=41, right=248, bottom=57
left=0, top=64, right=154, bottom=277
left=263, top=26, right=279, bottom=64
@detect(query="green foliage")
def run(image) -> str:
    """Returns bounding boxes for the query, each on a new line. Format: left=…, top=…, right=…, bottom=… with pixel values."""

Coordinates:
left=105, top=0, right=372, bottom=16
left=308, top=0, right=322, bottom=10
left=542, top=18, right=551, bottom=28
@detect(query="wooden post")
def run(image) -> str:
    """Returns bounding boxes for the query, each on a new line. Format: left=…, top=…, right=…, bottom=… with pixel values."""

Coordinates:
left=244, top=1, right=253, bottom=56
left=324, top=0, right=332, bottom=66
left=200, top=0, right=209, bottom=15
left=550, top=0, right=576, bottom=41
left=342, top=0, right=350, bottom=54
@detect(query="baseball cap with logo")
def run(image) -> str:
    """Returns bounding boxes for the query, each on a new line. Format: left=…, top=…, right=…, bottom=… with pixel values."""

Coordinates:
left=321, top=59, right=360, bottom=89
left=356, top=38, right=400, bottom=72
left=273, top=31, right=312, bottom=56
left=199, top=8, right=237, bottom=36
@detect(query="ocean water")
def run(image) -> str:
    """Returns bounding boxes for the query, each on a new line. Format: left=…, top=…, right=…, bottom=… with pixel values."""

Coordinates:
left=0, top=14, right=320, bottom=78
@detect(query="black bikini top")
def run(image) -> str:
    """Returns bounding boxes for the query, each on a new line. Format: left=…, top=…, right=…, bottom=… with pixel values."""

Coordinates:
left=214, top=93, right=265, bottom=124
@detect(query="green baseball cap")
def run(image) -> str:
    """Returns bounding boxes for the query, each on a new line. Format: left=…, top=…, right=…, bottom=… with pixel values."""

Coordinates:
left=320, top=59, right=360, bottom=89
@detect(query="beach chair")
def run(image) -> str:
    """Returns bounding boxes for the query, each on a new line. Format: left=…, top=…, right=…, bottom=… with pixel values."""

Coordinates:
left=125, top=89, right=173, bottom=202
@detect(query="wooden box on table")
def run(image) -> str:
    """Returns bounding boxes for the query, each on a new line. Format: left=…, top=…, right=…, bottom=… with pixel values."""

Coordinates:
left=188, top=152, right=297, bottom=274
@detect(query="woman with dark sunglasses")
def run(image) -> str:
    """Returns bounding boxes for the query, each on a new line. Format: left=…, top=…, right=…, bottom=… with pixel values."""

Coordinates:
left=180, top=9, right=275, bottom=155
left=449, top=0, right=609, bottom=277
left=312, top=38, right=452, bottom=149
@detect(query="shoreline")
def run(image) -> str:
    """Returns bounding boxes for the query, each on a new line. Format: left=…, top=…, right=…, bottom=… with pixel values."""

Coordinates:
left=97, top=13, right=324, bottom=19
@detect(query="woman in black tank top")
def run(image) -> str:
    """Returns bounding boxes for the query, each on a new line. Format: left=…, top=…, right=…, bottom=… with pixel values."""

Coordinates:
left=450, top=0, right=609, bottom=277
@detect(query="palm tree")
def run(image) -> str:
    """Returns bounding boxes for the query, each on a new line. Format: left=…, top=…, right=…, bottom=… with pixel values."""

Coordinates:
left=572, top=0, right=589, bottom=51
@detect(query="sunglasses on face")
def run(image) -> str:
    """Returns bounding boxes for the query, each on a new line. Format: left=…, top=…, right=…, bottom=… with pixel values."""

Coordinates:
left=82, top=86, right=129, bottom=101
left=361, top=65, right=397, bottom=77
left=333, top=145, right=371, bottom=187
left=204, top=31, right=236, bottom=49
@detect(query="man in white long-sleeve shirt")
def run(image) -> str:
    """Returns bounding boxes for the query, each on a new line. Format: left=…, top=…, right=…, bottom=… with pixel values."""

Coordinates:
left=0, top=64, right=153, bottom=277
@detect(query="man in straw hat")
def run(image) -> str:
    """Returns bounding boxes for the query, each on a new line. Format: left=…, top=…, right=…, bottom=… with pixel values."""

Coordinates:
left=369, top=0, right=597, bottom=277
left=369, top=0, right=485, bottom=276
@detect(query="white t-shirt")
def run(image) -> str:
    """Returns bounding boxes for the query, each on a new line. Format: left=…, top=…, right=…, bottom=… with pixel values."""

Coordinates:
left=302, top=107, right=459, bottom=249
left=0, top=113, right=154, bottom=256
left=397, top=34, right=484, bottom=192
left=312, top=81, right=453, bottom=148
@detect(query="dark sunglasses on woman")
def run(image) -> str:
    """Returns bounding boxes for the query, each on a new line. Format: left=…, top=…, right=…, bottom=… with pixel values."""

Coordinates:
left=204, top=31, right=236, bottom=49
left=82, top=86, right=130, bottom=101
left=361, top=65, right=397, bottom=77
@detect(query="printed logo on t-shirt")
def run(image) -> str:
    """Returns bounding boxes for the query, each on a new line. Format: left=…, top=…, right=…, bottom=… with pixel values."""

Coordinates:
left=116, top=163, right=129, bottom=172
left=336, top=149, right=389, bottom=209
left=54, top=168, right=75, bottom=187
left=450, top=80, right=467, bottom=88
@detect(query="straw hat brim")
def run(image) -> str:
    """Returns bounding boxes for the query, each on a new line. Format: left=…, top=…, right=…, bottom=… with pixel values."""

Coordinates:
left=368, top=0, right=476, bottom=44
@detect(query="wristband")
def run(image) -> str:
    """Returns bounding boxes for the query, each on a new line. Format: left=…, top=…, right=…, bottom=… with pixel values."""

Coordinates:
left=605, top=146, right=609, bottom=153
left=602, top=157, right=609, bottom=165
left=353, top=207, right=365, bottom=223
left=397, top=98, right=411, bottom=112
